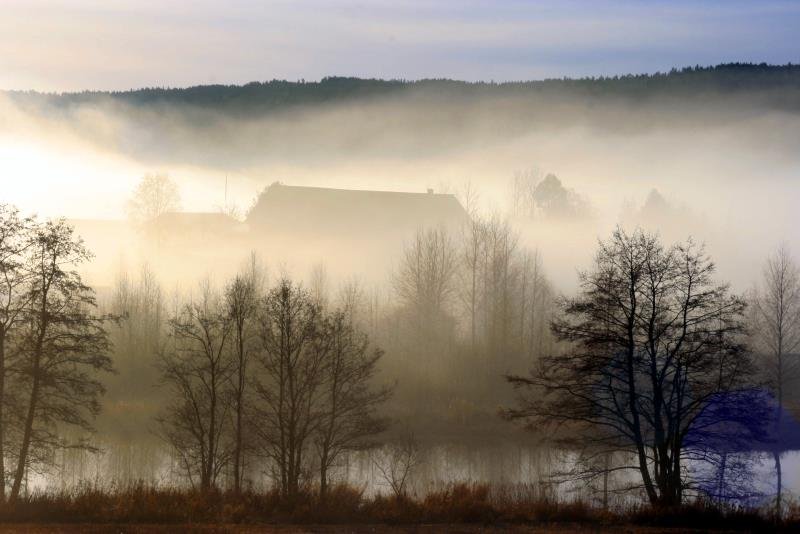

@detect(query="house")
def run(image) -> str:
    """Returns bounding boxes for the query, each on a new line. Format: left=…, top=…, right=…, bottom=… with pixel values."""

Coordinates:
left=246, top=183, right=469, bottom=240
left=69, top=184, right=470, bottom=286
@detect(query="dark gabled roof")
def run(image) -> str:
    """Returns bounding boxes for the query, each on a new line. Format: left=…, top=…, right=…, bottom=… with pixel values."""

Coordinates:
left=246, top=183, right=468, bottom=237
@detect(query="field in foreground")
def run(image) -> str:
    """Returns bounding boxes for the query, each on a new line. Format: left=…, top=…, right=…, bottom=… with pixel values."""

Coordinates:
left=0, top=483, right=798, bottom=533
left=0, top=526, right=769, bottom=534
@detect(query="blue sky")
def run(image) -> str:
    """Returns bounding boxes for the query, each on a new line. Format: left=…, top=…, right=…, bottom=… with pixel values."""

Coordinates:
left=1, top=0, right=798, bottom=91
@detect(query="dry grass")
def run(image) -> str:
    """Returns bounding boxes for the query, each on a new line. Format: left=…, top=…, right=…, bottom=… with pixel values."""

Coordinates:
left=0, top=482, right=797, bottom=532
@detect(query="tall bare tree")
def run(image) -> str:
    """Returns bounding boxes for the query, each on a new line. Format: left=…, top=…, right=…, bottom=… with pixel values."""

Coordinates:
left=752, top=244, right=800, bottom=517
left=336, top=278, right=365, bottom=327
left=518, top=249, right=554, bottom=361
left=126, top=173, right=181, bottom=225
left=315, top=310, right=391, bottom=497
left=0, top=205, right=35, bottom=501
left=394, top=226, right=458, bottom=342
left=109, top=263, right=164, bottom=399
left=224, top=268, right=260, bottom=492
left=158, top=283, right=233, bottom=491
left=254, top=279, right=324, bottom=499
left=481, top=215, right=519, bottom=356
left=459, top=215, right=486, bottom=352
left=504, top=229, right=755, bottom=506
left=9, top=219, right=114, bottom=501
left=309, top=262, right=330, bottom=312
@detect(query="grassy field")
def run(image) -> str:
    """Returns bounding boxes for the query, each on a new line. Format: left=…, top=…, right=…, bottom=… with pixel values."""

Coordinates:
left=0, top=526, right=742, bottom=534
left=0, top=483, right=796, bottom=533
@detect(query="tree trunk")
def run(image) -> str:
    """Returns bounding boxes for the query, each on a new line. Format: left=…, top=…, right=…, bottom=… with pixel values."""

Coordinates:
left=205, top=372, right=217, bottom=493
left=319, top=460, right=328, bottom=499
left=0, top=329, right=6, bottom=502
left=10, top=295, right=48, bottom=504
left=774, top=451, right=782, bottom=519
left=602, top=452, right=610, bottom=510
left=233, top=390, right=243, bottom=492
left=470, top=265, right=476, bottom=352
left=233, top=332, right=245, bottom=493
left=10, top=354, right=41, bottom=501
left=624, top=283, right=667, bottom=507
left=718, top=452, right=727, bottom=504
left=775, top=347, right=784, bottom=519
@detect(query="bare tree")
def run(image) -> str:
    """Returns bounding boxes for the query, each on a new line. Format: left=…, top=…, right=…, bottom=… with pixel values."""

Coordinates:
left=336, top=277, right=366, bottom=328
left=0, top=205, right=35, bottom=501
left=126, top=173, right=181, bottom=224
left=456, top=180, right=481, bottom=219
left=481, top=214, right=520, bottom=356
left=315, top=310, right=391, bottom=497
left=109, top=263, right=164, bottom=399
left=752, top=244, right=800, bottom=517
left=254, top=278, right=324, bottom=499
left=504, top=228, right=755, bottom=506
left=9, top=219, right=115, bottom=502
left=224, top=268, right=260, bottom=492
left=309, top=262, right=330, bottom=312
left=394, top=227, right=458, bottom=341
left=158, top=283, right=233, bottom=492
left=518, top=249, right=554, bottom=361
left=459, top=214, right=486, bottom=352
left=510, top=168, right=542, bottom=218
left=457, top=211, right=555, bottom=367
left=373, top=433, right=421, bottom=498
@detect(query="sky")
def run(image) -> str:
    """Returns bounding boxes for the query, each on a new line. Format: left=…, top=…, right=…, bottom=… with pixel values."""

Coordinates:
left=1, top=0, right=799, bottom=92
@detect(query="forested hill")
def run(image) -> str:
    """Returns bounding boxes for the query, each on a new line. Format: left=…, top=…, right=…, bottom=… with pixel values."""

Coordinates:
left=7, top=63, right=800, bottom=116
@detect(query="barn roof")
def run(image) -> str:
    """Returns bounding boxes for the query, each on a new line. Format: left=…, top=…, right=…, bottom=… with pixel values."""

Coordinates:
left=246, top=183, right=468, bottom=238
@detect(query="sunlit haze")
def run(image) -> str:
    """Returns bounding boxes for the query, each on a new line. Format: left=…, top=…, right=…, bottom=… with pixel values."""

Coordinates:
left=1, top=1, right=799, bottom=528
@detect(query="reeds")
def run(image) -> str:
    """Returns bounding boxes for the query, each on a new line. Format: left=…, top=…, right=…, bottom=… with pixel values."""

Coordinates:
left=0, top=481, right=797, bottom=531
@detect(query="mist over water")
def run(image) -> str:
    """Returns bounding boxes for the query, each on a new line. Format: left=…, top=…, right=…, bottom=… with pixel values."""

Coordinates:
left=2, top=75, right=800, bottom=509
left=2, top=84, right=798, bottom=291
